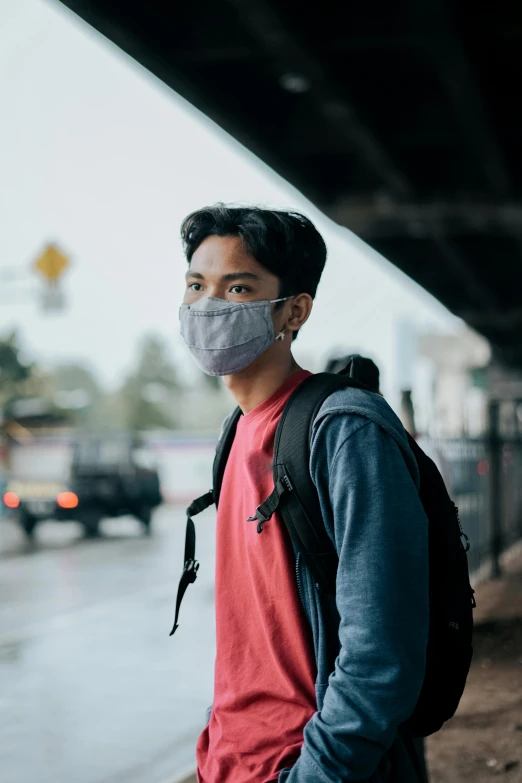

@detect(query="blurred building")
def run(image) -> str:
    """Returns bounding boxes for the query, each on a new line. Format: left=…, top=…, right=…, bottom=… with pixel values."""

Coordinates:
left=419, top=327, right=491, bottom=437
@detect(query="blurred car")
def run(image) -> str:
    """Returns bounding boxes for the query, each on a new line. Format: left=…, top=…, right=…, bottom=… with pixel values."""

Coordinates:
left=2, top=436, right=162, bottom=538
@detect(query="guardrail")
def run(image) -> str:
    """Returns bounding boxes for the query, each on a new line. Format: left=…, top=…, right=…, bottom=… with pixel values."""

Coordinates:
left=431, top=399, right=522, bottom=579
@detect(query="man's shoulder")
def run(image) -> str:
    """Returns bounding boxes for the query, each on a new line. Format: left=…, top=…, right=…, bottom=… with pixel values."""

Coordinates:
left=314, top=386, right=404, bottom=437
left=310, top=385, right=420, bottom=486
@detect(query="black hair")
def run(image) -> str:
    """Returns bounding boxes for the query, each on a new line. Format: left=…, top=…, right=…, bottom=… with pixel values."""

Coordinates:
left=180, top=205, right=327, bottom=333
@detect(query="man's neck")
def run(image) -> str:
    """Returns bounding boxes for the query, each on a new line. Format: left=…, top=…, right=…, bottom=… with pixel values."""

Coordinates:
left=224, top=353, right=302, bottom=414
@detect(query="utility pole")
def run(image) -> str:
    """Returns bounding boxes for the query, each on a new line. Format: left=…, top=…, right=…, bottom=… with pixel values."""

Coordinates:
left=487, top=399, right=502, bottom=578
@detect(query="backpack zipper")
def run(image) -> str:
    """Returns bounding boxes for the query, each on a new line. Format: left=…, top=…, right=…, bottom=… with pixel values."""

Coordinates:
left=454, top=503, right=471, bottom=551
left=295, top=552, right=306, bottom=611
left=282, top=474, right=292, bottom=492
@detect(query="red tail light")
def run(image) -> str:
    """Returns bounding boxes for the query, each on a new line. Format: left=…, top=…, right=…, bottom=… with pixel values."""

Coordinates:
left=3, top=491, right=20, bottom=509
left=57, top=491, right=79, bottom=509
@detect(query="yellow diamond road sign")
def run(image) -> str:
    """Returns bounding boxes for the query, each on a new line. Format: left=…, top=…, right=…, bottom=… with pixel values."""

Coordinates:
left=34, top=244, right=70, bottom=281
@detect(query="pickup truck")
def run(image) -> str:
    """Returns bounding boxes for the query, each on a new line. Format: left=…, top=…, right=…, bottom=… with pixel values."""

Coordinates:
left=2, top=436, right=162, bottom=538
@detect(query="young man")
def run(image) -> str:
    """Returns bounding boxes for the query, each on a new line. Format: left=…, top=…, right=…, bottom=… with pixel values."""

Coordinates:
left=179, top=205, right=429, bottom=783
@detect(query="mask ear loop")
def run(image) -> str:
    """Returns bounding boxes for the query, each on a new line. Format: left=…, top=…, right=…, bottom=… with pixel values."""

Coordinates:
left=272, top=295, right=294, bottom=342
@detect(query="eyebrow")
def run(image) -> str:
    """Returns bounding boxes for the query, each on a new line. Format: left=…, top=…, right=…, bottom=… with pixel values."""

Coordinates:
left=185, top=271, right=261, bottom=282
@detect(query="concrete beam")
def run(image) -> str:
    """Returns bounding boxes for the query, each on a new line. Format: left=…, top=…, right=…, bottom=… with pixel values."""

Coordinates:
left=226, top=0, right=413, bottom=198
left=404, top=0, right=511, bottom=198
left=327, top=199, right=522, bottom=238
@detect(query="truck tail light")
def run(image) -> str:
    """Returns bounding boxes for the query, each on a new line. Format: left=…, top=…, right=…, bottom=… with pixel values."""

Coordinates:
left=57, top=491, right=79, bottom=509
left=3, top=491, right=20, bottom=509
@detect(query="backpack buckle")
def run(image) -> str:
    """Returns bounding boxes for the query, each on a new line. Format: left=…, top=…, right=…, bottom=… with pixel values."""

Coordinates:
left=183, top=558, right=200, bottom=583
left=246, top=477, right=292, bottom=533
left=247, top=506, right=272, bottom=533
left=247, top=506, right=271, bottom=524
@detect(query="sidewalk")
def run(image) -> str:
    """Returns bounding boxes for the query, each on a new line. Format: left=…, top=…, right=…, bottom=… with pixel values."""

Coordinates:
left=427, top=550, right=522, bottom=782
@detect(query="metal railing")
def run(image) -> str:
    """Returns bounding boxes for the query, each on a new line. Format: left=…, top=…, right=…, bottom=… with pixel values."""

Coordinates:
left=431, top=399, right=522, bottom=578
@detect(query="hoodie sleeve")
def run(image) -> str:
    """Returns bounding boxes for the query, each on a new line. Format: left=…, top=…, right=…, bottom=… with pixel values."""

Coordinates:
left=281, top=412, right=429, bottom=783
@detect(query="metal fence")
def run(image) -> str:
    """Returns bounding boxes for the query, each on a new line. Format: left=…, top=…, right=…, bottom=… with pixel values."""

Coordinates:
left=431, top=400, right=522, bottom=578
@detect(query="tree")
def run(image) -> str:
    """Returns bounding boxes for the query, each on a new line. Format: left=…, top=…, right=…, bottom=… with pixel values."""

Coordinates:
left=0, top=332, right=33, bottom=406
left=50, top=362, right=104, bottom=427
left=117, top=335, right=180, bottom=430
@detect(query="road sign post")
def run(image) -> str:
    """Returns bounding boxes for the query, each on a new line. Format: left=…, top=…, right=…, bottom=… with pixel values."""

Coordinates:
left=33, top=243, right=70, bottom=312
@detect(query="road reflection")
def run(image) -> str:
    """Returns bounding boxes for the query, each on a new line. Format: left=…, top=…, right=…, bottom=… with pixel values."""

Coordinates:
left=0, top=507, right=216, bottom=783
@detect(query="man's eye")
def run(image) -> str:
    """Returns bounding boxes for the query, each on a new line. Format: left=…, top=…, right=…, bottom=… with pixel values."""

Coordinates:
left=189, top=283, right=202, bottom=292
left=230, top=285, right=249, bottom=294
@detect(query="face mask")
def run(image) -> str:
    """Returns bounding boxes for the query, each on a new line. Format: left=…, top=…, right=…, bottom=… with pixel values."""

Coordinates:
left=179, top=295, right=292, bottom=376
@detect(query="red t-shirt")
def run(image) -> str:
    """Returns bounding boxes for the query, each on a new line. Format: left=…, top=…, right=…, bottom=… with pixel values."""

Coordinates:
left=197, top=370, right=317, bottom=783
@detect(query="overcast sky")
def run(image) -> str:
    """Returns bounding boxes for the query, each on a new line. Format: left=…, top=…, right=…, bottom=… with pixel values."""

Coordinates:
left=0, top=0, right=459, bottom=403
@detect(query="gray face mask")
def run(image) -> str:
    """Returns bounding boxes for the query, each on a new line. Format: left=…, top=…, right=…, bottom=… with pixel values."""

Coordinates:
left=179, top=295, right=292, bottom=376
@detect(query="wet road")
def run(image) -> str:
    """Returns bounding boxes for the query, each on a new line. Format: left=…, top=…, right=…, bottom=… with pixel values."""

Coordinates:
left=0, top=507, right=216, bottom=783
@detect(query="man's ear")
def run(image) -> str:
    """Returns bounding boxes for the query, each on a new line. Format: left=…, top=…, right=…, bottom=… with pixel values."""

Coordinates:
left=286, top=293, right=313, bottom=336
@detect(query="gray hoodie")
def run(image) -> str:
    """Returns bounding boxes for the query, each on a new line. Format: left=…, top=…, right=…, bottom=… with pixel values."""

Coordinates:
left=279, top=386, right=429, bottom=782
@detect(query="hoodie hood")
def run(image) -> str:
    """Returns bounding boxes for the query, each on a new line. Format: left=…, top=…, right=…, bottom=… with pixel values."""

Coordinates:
left=314, top=386, right=419, bottom=488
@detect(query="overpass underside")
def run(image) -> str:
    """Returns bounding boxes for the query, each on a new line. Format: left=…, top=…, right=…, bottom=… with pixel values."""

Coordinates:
left=59, top=0, right=522, bottom=366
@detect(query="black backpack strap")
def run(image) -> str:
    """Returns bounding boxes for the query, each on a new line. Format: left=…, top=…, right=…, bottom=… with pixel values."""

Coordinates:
left=213, top=407, right=242, bottom=505
left=170, top=407, right=242, bottom=637
left=268, top=372, right=369, bottom=593
left=169, top=490, right=213, bottom=635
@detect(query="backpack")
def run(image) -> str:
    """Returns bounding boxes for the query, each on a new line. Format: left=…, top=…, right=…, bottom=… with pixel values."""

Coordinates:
left=171, top=370, right=475, bottom=738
